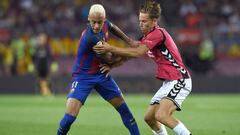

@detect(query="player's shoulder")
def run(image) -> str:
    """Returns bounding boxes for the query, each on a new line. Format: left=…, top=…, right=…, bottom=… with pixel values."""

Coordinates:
left=148, top=26, right=167, bottom=39
left=79, top=26, right=91, bottom=37
left=154, top=25, right=166, bottom=34
left=146, top=28, right=163, bottom=39
left=78, top=27, right=95, bottom=44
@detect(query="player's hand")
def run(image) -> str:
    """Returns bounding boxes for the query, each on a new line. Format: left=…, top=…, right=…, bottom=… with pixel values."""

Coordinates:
left=129, top=39, right=140, bottom=48
left=93, top=41, right=112, bottom=54
left=99, top=63, right=111, bottom=77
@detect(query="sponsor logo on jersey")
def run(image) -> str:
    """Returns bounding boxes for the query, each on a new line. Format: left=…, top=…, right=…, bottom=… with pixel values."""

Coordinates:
left=147, top=50, right=155, bottom=58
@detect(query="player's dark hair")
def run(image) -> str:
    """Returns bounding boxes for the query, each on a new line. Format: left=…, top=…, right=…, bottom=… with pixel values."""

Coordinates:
left=140, top=0, right=161, bottom=19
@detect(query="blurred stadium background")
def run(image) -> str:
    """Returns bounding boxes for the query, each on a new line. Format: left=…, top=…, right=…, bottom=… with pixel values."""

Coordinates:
left=1, top=0, right=240, bottom=94
left=0, top=0, right=240, bottom=135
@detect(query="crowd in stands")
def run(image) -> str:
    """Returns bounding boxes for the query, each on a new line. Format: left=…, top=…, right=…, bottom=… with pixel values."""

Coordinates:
left=0, top=0, right=240, bottom=77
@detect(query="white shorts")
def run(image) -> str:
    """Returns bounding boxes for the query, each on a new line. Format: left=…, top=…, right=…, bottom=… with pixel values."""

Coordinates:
left=150, top=78, right=192, bottom=111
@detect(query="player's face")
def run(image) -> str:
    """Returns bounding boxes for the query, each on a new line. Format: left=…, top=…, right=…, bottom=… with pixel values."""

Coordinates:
left=88, top=14, right=105, bottom=33
left=139, top=12, right=155, bottom=34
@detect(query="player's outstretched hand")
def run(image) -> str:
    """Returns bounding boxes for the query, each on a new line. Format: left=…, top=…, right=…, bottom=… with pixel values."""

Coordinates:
left=93, top=41, right=113, bottom=54
left=99, top=63, right=111, bottom=77
left=129, top=39, right=140, bottom=48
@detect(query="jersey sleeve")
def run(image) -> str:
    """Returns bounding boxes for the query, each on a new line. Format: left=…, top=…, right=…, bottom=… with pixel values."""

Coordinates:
left=141, top=31, right=164, bottom=50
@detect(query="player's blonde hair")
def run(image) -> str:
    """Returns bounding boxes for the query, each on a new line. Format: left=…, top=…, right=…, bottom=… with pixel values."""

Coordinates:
left=89, top=4, right=106, bottom=18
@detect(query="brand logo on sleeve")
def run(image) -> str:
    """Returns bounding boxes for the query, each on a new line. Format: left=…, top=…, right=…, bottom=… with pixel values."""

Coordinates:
left=143, top=40, right=153, bottom=44
left=147, top=51, right=155, bottom=58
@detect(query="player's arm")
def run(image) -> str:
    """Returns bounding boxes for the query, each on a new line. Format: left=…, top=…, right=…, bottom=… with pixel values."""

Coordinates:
left=95, top=41, right=130, bottom=64
left=109, top=23, right=139, bottom=47
left=93, top=41, right=149, bottom=58
left=110, top=23, right=131, bottom=43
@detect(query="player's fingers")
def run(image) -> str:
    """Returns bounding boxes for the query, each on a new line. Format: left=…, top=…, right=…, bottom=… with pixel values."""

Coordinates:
left=94, top=49, right=104, bottom=54
left=99, top=64, right=107, bottom=67
left=99, top=64, right=110, bottom=77
left=100, top=66, right=106, bottom=71
left=106, top=72, right=110, bottom=77
left=93, top=46, right=103, bottom=51
left=93, top=47, right=99, bottom=51
left=100, top=65, right=108, bottom=71
left=104, top=67, right=110, bottom=72
left=101, top=68, right=108, bottom=73
left=93, top=47, right=106, bottom=54
left=93, top=46, right=109, bottom=54
left=92, top=46, right=97, bottom=49
left=97, top=51, right=104, bottom=54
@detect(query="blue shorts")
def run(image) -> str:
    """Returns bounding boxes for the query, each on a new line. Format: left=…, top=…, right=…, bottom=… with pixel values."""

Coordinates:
left=67, top=74, right=122, bottom=104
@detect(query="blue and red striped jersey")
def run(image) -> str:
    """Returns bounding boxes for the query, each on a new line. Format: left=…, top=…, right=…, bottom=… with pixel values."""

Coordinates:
left=72, top=20, right=112, bottom=78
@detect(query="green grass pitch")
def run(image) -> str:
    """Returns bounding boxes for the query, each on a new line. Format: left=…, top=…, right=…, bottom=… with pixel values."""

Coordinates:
left=0, top=94, right=240, bottom=135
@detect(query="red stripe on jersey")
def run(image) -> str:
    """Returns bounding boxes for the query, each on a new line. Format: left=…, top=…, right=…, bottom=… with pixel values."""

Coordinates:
left=102, top=23, right=109, bottom=41
left=72, top=52, right=88, bottom=77
left=77, top=52, right=88, bottom=72
left=88, top=56, right=100, bottom=74
left=102, top=23, right=108, bottom=33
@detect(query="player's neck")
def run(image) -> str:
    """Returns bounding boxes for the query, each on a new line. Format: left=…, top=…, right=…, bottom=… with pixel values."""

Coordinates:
left=144, top=27, right=155, bottom=37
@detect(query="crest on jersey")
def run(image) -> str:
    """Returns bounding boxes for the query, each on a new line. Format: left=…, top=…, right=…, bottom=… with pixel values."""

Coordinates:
left=70, top=81, right=78, bottom=93
left=70, top=88, right=75, bottom=93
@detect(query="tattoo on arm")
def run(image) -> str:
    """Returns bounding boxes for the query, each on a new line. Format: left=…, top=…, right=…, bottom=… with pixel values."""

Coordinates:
left=110, top=24, right=131, bottom=44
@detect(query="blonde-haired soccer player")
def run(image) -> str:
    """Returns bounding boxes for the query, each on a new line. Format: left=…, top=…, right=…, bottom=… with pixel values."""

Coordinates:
left=56, top=4, right=140, bottom=135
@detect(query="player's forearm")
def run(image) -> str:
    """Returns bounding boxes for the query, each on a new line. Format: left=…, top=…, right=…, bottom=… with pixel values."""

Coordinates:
left=111, top=24, right=131, bottom=44
left=110, top=47, right=143, bottom=58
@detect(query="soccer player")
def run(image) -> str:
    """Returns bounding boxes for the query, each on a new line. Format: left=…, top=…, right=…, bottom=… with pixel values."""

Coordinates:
left=56, top=4, right=140, bottom=135
left=93, top=1, right=192, bottom=135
